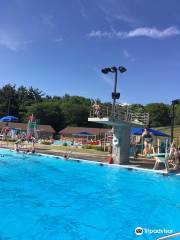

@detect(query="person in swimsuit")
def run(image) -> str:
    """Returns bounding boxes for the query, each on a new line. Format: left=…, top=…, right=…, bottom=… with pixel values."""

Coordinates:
left=93, top=101, right=100, bottom=117
left=142, top=128, right=154, bottom=156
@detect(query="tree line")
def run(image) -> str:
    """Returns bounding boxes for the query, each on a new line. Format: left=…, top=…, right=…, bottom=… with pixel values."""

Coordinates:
left=0, top=84, right=179, bottom=132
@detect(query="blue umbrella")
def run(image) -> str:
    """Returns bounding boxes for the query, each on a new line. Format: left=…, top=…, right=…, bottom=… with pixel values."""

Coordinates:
left=72, top=131, right=95, bottom=136
left=131, top=127, right=169, bottom=137
left=0, top=116, right=18, bottom=122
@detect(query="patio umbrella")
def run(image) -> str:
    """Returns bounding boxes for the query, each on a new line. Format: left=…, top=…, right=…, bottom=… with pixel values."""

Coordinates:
left=72, top=131, right=96, bottom=137
left=72, top=131, right=96, bottom=142
left=0, top=116, right=18, bottom=122
left=131, top=127, right=169, bottom=137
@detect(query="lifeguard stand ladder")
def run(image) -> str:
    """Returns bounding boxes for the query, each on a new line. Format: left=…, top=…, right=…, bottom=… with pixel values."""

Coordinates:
left=27, top=114, right=38, bottom=139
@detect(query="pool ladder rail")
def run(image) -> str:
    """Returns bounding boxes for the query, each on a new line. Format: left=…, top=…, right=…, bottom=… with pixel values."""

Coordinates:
left=157, top=232, right=180, bottom=240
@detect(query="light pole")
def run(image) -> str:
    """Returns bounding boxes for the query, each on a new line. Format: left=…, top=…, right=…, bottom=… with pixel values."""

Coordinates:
left=101, top=66, right=127, bottom=120
left=171, top=99, right=180, bottom=143
left=7, top=97, right=11, bottom=115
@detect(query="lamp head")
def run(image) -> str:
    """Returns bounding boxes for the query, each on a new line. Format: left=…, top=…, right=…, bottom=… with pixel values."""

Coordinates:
left=172, top=99, right=180, bottom=105
left=110, top=66, right=117, bottom=72
left=101, top=68, right=111, bottom=74
left=119, top=66, right=127, bottom=73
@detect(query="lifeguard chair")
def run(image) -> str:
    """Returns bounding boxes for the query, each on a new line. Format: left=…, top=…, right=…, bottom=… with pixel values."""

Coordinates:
left=27, top=114, right=38, bottom=139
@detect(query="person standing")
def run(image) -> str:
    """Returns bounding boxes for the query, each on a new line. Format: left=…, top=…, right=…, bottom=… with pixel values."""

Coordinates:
left=142, top=128, right=154, bottom=156
left=93, top=101, right=100, bottom=117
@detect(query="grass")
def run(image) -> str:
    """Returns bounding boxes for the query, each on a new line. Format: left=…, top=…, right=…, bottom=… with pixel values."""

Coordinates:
left=37, top=144, right=108, bottom=155
left=156, top=125, right=180, bottom=139
left=0, top=141, right=108, bottom=156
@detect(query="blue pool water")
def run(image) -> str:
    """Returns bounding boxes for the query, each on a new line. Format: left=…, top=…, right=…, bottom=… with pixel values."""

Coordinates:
left=0, top=149, right=179, bottom=240
left=53, top=140, right=80, bottom=146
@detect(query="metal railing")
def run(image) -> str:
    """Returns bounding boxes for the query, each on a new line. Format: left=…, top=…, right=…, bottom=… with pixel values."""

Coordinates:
left=89, top=106, right=149, bottom=126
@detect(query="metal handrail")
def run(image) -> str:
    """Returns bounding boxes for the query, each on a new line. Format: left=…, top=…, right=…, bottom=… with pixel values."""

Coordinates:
left=89, top=106, right=149, bottom=126
left=157, top=232, right=180, bottom=240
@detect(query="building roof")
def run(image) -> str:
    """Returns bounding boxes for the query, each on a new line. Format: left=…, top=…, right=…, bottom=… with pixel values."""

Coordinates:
left=0, top=122, right=55, bottom=133
left=59, top=126, right=111, bottom=135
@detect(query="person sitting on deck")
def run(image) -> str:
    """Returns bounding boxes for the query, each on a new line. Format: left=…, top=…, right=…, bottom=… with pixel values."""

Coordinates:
left=177, top=148, right=180, bottom=164
left=168, top=141, right=179, bottom=168
left=142, top=128, right=154, bottom=156
left=169, top=141, right=177, bottom=156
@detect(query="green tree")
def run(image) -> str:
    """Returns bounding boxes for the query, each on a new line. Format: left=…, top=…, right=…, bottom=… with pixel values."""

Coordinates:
left=17, top=86, right=29, bottom=120
left=174, top=105, right=180, bottom=125
left=145, top=103, right=171, bottom=127
left=61, top=96, right=91, bottom=126
left=27, top=101, right=65, bottom=132
left=0, top=84, right=19, bottom=116
left=27, top=86, right=44, bottom=105
left=128, top=104, right=146, bottom=113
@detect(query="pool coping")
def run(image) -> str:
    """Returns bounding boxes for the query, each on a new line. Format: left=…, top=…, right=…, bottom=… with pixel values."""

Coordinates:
left=1, top=147, right=179, bottom=176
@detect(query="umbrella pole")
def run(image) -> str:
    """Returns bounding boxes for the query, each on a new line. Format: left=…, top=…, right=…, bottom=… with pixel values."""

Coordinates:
left=165, top=138, right=168, bottom=154
left=157, top=138, right=160, bottom=154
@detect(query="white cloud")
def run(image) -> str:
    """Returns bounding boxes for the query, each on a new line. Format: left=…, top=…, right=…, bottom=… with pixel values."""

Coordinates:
left=126, top=26, right=180, bottom=39
left=0, top=29, right=32, bottom=51
left=98, top=2, right=139, bottom=26
left=123, top=49, right=131, bottom=59
left=119, top=102, right=130, bottom=106
left=87, top=30, right=113, bottom=38
left=122, top=49, right=135, bottom=61
left=54, top=37, right=63, bottom=43
left=87, top=26, right=180, bottom=39
left=78, top=0, right=87, bottom=18
left=0, top=39, right=31, bottom=51
left=113, top=13, right=139, bottom=25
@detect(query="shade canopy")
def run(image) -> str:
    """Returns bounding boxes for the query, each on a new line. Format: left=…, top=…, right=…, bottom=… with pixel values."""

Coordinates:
left=72, top=131, right=96, bottom=136
left=0, top=116, right=18, bottom=122
left=131, top=127, right=169, bottom=137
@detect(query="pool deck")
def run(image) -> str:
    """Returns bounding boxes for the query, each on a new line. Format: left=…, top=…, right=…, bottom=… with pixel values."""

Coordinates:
left=1, top=144, right=180, bottom=174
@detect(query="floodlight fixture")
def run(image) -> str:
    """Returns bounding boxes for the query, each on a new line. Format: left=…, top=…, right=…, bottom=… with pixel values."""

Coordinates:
left=110, top=66, right=117, bottom=72
left=101, top=68, right=111, bottom=74
left=172, top=99, right=180, bottom=105
left=101, top=65, right=127, bottom=120
left=119, top=66, right=127, bottom=73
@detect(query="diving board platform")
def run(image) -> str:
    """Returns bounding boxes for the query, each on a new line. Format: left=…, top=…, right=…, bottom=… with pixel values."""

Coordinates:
left=88, top=107, right=149, bottom=165
left=88, top=117, right=145, bottom=127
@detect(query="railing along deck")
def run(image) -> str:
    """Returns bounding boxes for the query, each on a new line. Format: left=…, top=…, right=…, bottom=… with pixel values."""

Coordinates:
left=89, top=106, right=149, bottom=126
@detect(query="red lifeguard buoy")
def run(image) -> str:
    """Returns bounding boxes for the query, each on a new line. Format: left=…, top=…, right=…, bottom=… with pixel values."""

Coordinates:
left=108, top=156, right=113, bottom=164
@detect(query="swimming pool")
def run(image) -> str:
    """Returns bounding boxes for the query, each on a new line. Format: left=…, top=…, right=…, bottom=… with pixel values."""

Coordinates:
left=53, top=140, right=80, bottom=146
left=0, top=148, right=179, bottom=240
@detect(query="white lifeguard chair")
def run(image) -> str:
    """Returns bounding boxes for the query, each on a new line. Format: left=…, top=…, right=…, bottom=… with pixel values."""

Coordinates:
left=152, top=153, right=169, bottom=172
left=27, top=114, right=38, bottom=139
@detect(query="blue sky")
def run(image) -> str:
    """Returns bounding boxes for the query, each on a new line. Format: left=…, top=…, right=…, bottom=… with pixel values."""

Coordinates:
left=0, top=0, right=180, bottom=104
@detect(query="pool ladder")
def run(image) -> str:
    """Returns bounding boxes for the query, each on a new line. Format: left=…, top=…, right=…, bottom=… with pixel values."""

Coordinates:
left=157, top=232, right=180, bottom=239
